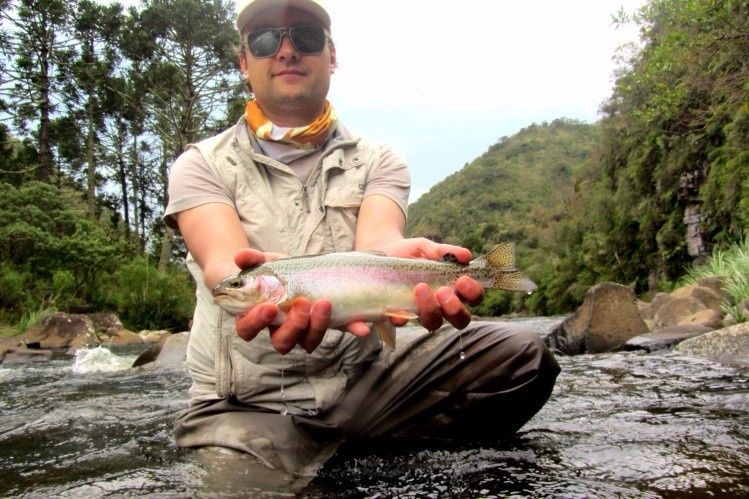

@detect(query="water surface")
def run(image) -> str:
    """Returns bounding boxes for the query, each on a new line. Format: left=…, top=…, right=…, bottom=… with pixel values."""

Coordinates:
left=1, top=318, right=747, bottom=497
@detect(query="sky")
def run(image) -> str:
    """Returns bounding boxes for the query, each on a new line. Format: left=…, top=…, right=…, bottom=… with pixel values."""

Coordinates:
left=114, top=0, right=647, bottom=202
left=317, top=0, right=646, bottom=201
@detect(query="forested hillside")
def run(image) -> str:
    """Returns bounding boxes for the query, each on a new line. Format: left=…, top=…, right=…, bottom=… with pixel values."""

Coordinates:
left=408, top=0, right=748, bottom=316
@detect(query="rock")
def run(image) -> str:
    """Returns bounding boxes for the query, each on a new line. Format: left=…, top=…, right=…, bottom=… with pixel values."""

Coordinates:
left=107, top=329, right=144, bottom=346
left=138, top=330, right=172, bottom=344
left=133, top=331, right=188, bottom=369
left=670, top=284, right=723, bottom=311
left=653, top=297, right=707, bottom=329
left=696, top=276, right=723, bottom=296
left=546, top=282, right=649, bottom=354
left=1, top=337, right=23, bottom=361
left=22, top=312, right=100, bottom=349
left=2, top=347, right=53, bottom=364
left=88, top=312, right=124, bottom=336
left=624, top=324, right=714, bottom=352
left=639, top=292, right=673, bottom=321
left=675, top=322, right=749, bottom=368
left=678, top=308, right=723, bottom=328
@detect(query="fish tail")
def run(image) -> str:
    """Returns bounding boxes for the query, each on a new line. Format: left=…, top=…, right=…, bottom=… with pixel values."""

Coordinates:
left=470, top=242, right=538, bottom=293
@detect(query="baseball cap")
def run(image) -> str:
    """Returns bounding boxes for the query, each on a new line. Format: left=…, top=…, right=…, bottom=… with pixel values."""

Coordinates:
left=236, top=0, right=331, bottom=31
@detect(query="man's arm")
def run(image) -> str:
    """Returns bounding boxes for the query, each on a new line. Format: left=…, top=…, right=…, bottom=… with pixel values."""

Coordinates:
left=355, top=195, right=484, bottom=331
left=176, top=203, right=339, bottom=354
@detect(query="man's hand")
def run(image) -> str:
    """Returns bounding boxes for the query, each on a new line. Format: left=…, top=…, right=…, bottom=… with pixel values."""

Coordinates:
left=378, top=238, right=485, bottom=332
left=231, top=248, right=370, bottom=354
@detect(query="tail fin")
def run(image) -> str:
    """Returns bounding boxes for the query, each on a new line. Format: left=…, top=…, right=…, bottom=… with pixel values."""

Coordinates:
left=471, top=242, right=538, bottom=293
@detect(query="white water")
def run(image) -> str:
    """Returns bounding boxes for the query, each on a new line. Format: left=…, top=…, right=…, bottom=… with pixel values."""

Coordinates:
left=71, top=346, right=139, bottom=374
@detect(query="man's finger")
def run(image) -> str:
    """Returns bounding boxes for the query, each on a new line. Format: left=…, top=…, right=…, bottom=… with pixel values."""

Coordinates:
left=436, top=286, right=471, bottom=330
left=235, top=302, right=278, bottom=341
left=454, top=276, right=484, bottom=306
left=414, top=283, right=443, bottom=332
left=344, top=321, right=371, bottom=337
left=269, top=298, right=311, bottom=354
left=300, top=299, right=332, bottom=353
left=234, top=248, right=267, bottom=270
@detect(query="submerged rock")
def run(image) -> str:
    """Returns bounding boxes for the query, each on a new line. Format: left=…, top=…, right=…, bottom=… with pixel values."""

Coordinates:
left=624, top=324, right=713, bottom=352
left=674, top=323, right=749, bottom=368
left=133, top=331, right=189, bottom=369
left=546, top=282, right=649, bottom=354
left=2, top=347, right=53, bottom=364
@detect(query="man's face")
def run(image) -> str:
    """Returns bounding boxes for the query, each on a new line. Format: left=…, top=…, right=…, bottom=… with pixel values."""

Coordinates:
left=239, top=7, right=336, bottom=126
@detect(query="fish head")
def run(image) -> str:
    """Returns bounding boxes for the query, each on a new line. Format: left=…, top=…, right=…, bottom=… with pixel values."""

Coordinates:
left=212, top=270, right=286, bottom=315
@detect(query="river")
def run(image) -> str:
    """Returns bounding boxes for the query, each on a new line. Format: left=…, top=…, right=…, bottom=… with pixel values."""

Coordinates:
left=1, top=318, right=747, bottom=497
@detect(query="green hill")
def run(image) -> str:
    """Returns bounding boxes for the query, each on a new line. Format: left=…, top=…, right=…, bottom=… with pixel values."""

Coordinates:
left=407, top=118, right=598, bottom=253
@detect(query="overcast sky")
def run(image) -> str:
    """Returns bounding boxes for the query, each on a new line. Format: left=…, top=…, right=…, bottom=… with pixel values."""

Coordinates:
left=313, top=0, right=646, bottom=201
left=109, top=0, right=646, bottom=201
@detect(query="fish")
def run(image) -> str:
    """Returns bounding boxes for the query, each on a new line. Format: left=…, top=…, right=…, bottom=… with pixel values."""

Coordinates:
left=212, top=242, right=537, bottom=348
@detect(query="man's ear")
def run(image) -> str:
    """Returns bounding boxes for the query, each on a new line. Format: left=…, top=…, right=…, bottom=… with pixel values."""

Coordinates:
left=329, top=44, right=337, bottom=74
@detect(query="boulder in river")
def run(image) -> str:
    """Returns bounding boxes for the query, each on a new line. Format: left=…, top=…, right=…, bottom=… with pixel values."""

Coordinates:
left=546, top=282, right=649, bottom=354
left=624, top=324, right=714, bottom=352
left=107, top=329, right=144, bottom=346
left=23, top=312, right=100, bottom=349
left=674, top=322, right=749, bottom=369
left=88, top=312, right=124, bottom=336
left=133, top=331, right=189, bottom=369
left=653, top=297, right=707, bottom=328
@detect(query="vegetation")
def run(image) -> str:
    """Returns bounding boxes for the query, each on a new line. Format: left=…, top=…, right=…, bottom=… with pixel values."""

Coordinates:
left=409, top=0, right=748, bottom=318
left=683, top=240, right=749, bottom=322
left=0, top=0, right=746, bottom=331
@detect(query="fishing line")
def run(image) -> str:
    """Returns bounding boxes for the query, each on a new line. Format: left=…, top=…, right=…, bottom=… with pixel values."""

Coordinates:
left=280, top=353, right=289, bottom=416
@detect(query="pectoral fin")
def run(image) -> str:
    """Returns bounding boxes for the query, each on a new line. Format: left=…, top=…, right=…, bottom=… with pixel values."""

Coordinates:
left=374, top=321, right=397, bottom=349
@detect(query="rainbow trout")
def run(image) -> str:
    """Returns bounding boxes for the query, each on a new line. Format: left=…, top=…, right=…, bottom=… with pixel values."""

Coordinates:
left=212, top=242, right=536, bottom=347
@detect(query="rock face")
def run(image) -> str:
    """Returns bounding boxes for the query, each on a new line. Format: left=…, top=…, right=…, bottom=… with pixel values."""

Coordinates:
left=674, top=322, right=749, bottom=368
left=624, top=325, right=714, bottom=352
left=23, top=313, right=99, bottom=349
left=546, top=282, right=650, bottom=354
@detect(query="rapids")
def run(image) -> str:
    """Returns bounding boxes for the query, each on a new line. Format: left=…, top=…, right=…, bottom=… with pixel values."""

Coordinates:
left=1, top=318, right=747, bottom=497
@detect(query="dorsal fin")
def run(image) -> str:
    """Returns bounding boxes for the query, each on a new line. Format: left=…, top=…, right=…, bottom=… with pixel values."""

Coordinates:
left=486, top=242, right=517, bottom=270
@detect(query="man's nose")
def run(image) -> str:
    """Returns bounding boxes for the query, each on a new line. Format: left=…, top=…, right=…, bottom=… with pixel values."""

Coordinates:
left=276, top=35, right=299, bottom=60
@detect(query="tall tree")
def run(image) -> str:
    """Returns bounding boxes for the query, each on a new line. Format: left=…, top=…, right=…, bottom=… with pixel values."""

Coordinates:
left=0, top=0, right=73, bottom=181
left=137, top=0, right=241, bottom=271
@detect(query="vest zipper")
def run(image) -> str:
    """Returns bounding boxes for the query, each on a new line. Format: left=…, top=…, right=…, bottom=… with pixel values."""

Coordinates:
left=301, top=185, right=311, bottom=213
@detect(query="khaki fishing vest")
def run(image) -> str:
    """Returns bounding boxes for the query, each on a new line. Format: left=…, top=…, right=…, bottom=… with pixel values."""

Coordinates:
left=183, top=122, right=383, bottom=415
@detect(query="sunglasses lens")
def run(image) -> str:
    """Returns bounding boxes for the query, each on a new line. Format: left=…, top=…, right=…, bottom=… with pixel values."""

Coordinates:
left=289, top=25, right=326, bottom=54
left=247, top=28, right=281, bottom=58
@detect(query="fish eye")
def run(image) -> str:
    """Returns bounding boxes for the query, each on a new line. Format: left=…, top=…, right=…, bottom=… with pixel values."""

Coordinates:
left=229, top=278, right=243, bottom=288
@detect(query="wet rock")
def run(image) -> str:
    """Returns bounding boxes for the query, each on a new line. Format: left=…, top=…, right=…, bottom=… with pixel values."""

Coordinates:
left=675, top=322, right=749, bottom=368
left=138, top=330, right=172, bottom=344
left=2, top=347, right=53, bottom=364
left=107, top=329, right=144, bottom=346
left=546, top=282, right=649, bottom=354
left=22, top=312, right=100, bottom=349
left=133, top=331, right=188, bottom=369
left=653, top=297, right=707, bottom=329
left=624, top=324, right=713, bottom=352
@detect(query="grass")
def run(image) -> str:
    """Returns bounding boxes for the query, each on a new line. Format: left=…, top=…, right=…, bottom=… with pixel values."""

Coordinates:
left=683, top=239, right=749, bottom=323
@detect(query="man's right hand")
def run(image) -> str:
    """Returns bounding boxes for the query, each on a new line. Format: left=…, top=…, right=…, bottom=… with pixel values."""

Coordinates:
left=231, top=248, right=370, bottom=354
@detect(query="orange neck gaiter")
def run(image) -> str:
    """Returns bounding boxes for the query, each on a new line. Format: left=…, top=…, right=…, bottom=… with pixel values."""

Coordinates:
left=244, top=99, right=337, bottom=150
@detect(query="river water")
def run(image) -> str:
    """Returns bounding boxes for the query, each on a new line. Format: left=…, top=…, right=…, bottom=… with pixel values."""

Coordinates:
left=1, top=318, right=747, bottom=497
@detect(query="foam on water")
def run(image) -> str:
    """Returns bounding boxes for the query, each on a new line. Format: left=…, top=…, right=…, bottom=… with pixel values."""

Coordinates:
left=71, top=346, right=138, bottom=374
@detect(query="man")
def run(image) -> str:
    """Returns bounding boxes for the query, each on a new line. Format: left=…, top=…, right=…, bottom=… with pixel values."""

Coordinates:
left=164, top=0, right=560, bottom=478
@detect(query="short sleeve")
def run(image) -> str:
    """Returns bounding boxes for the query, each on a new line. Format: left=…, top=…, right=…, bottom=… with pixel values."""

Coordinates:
left=163, top=147, right=235, bottom=230
left=363, top=145, right=411, bottom=218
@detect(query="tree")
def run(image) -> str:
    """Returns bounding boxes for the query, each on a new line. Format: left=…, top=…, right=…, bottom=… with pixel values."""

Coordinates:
left=0, top=0, right=73, bottom=181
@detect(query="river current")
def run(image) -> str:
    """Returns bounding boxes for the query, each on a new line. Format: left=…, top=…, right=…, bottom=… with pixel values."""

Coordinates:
left=1, top=318, right=747, bottom=497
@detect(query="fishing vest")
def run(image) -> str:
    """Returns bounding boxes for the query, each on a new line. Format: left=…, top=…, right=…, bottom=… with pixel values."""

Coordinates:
left=184, top=120, right=383, bottom=416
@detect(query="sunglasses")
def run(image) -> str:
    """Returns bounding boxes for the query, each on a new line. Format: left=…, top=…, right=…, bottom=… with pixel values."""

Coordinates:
left=246, top=25, right=329, bottom=59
